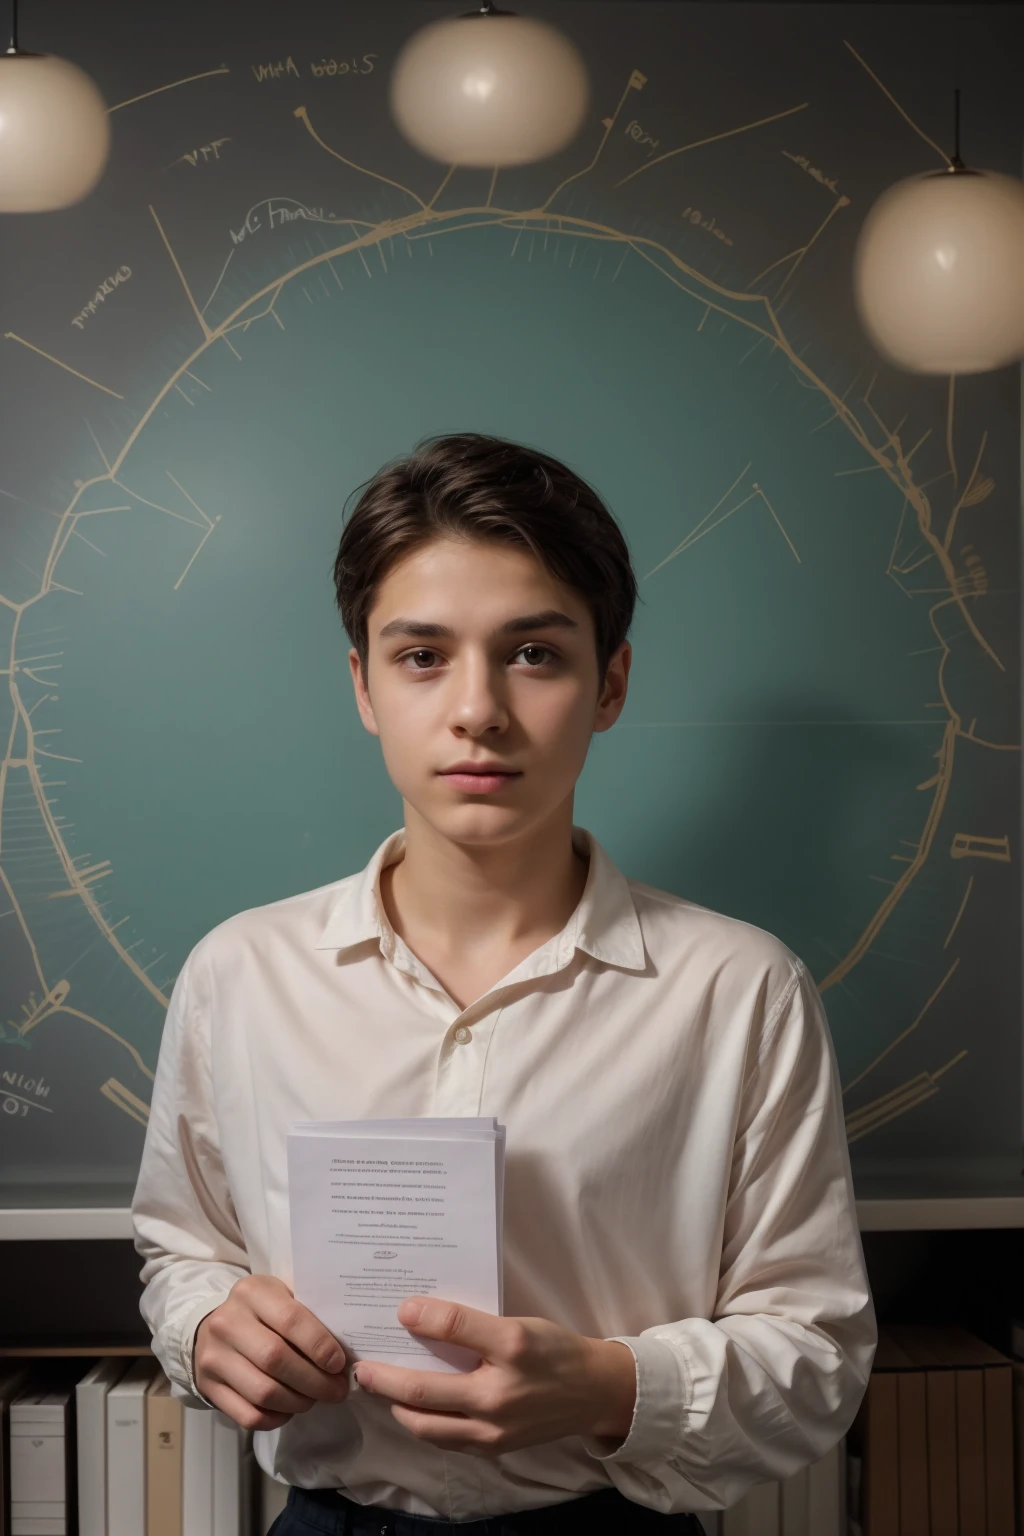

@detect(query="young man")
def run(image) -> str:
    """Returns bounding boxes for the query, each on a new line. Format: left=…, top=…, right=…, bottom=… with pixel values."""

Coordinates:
left=132, top=433, right=875, bottom=1534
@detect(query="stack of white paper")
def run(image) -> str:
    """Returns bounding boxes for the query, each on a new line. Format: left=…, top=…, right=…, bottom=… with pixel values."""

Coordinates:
left=287, top=1116, right=506, bottom=1373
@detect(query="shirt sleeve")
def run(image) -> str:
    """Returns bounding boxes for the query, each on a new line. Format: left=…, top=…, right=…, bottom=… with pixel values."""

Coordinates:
left=131, top=942, right=252, bottom=1410
left=579, top=960, right=877, bottom=1514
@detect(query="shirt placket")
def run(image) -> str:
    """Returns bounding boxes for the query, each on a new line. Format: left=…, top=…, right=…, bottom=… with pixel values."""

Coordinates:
left=383, top=929, right=577, bottom=1118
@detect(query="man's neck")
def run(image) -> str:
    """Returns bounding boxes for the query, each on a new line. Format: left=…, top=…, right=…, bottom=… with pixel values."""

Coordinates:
left=379, top=803, right=589, bottom=991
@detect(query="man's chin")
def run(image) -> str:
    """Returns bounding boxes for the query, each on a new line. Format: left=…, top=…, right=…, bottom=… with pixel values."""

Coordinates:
left=407, top=797, right=544, bottom=848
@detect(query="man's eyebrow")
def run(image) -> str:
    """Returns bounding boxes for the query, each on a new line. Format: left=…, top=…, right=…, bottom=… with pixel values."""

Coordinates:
left=377, top=610, right=579, bottom=641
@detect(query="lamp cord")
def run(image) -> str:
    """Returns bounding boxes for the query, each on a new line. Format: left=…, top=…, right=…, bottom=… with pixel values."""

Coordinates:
left=7, top=0, right=17, bottom=54
left=953, top=86, right=961, bottom=164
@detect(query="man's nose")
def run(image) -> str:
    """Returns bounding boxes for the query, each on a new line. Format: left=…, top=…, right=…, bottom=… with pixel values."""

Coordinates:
left=448, top=657, right=508, bottom=734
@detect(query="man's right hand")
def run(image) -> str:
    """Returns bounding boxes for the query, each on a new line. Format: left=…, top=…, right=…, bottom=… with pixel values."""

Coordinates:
left=193, top=1274, right=350, bottom=1431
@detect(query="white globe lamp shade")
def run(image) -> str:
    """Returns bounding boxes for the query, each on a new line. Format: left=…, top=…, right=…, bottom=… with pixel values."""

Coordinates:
left=390, top=7, right=590, bottom=167
left=853, top=166, right=1024, bottom=374
left=0, top=51, right=110, bottom=211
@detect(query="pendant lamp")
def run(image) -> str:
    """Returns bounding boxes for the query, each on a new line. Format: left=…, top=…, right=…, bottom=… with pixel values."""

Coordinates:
left=853, top=90, right=1024, bottom=374
left=0, top=0, right=110, bottom=211
left=389, top=2, right=589, bottom=168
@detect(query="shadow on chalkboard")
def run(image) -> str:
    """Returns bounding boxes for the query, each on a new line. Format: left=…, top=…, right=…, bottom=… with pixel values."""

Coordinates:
left=655, top=691, right=929, bottom=970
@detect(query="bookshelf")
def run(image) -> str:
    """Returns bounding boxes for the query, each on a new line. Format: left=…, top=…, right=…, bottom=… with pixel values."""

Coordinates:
left=0, top=1205, right=1020, bottom=1536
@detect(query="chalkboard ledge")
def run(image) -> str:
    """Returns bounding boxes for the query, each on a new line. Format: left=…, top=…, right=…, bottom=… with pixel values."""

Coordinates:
left=1, top=1198, right=1024, bottom=1239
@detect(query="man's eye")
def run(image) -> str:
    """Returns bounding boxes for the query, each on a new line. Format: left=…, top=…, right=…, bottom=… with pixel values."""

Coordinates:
left=396, top=648, right=555, bottom=672
left=514, top=645, right=555, bottom=666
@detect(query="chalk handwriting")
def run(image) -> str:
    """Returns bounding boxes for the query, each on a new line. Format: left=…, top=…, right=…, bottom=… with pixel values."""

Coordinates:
left=171, top=137, right=231, bottom=169
left=267, top=202, right=335, bottom=228
left=252, top=54, right=377, bottom=81
left=71, top=267, right=132, bottom=329
left=252, top=56, right=300, bottom=82
left=624, top=119, right=659, bottom=156
left=782, top=150, right=840, bottom=195
left=230, top=199, right=338, bottom=246
left=1, top=1069, right=50, bottom=1098
left=311, top=54, right=377, bottom=76
left=681, top=207, right=733, bottom=246
left=1, top=1068, right=51, bottom=1113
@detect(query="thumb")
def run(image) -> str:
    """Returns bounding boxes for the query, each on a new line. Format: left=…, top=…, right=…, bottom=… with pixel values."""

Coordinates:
left=397, top=1296, right=504, bottom=1355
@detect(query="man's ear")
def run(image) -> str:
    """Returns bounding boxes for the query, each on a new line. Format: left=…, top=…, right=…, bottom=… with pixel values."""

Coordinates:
left=348, top=647, right=380, bottom=737
left=593, top=641, right=631, bottom=734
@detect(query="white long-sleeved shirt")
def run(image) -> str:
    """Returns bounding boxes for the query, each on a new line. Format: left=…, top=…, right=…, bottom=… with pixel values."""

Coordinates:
left=131, top=824, right=876, bottom=1520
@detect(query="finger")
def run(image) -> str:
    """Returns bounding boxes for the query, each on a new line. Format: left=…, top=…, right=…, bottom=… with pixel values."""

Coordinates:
left=397, top=1296, right=516, bottom=1361
left=212, top=1310, right=350, bottom=1406
left=245, top=1296, right=348, bottom=1397
left=199, top=1377, right=294, bottom=1434
left=390, top=1403, right=503, bottom=1455
left=248, top=1283, right=347, bottom=1374
left=223, top=1347, right=325, bottom=1417
left=356, top=1360, right=483, bottom=1414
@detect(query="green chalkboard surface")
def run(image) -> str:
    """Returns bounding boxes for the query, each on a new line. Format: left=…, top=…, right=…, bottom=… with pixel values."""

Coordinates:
left=0, top=1, right=1020, bottom=1202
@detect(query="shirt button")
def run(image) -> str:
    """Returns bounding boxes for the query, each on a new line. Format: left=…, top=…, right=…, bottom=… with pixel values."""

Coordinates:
left=453, top=1025, right=471, bottom=1044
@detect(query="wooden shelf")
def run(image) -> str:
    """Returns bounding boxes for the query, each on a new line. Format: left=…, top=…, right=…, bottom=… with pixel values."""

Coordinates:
left=855, top=1196, right=1024, bottom=1231
left=1, top=1197, right=1023, bottom=1239
left=0, top=1341, right=153, bottom=1357
left=0, top=1207, right=138, bottom=1240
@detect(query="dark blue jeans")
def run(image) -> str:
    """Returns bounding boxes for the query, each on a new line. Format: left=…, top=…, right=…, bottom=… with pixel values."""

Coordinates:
left=269, top=1484, right=708, bottom=1534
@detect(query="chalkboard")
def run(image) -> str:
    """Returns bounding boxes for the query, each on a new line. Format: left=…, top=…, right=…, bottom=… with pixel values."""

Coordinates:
left=0, top=0, right=1020, bottom=1203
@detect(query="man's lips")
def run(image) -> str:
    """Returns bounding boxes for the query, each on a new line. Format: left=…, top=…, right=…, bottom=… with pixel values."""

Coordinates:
left=438, top=765, right=522, bottom=794
left=440, top=763, right=519, bottom=775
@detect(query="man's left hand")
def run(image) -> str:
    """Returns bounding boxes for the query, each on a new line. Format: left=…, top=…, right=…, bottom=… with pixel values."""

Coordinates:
left=351, top=1297, right=637, bottom=1458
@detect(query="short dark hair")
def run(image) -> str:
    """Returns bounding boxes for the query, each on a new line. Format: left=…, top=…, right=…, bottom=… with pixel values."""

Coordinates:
left=332, top=432, right=638, bottom=679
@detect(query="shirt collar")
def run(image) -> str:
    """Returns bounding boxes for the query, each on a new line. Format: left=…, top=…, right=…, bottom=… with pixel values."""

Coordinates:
left=314, top=825, right=646, bottom=973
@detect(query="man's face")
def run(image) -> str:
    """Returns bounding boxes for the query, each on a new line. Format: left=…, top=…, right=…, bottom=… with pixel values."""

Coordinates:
left=349, top=535, right=630, bottom=847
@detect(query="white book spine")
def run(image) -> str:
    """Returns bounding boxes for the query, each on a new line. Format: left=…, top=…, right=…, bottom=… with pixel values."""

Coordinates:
left=779, top=1466, right=809, bottom=1536
left=259, top=1467, right=290, bottom=1532
left=807, top=1441, right=843, bottom=1536
left=183, top=1406, right=215, bottom=1536
left=106, top=1369, right=151, bottom=1536
left=747, top=1479, right=781, bottom=1536
left=721, top=1499, right=749, bottom=1536
left=11, top=1405, right=70, bottom=1535
left=75, top=1359, right=126, bottom=1536
left=212, top=1410, right=242, bottom=1536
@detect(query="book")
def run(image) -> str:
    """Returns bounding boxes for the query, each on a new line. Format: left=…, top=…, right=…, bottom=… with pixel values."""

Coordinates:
left=897, top=1369, right=929, bottom=1535
left=860, top=1369, right=899, bottom=1535
left=288, top=1115, right=506, bottom=1372
left=871, top=1325, right=1016, bottom=1536
left=721, top=1479, right=779, bottom=1534
left=146, top=1371, right=183, bottom=1536
left=1012, top=1363, right=1024, bottom=1536
left=0, top=1368, right=31, bottom=1536
left=10, top=1366, right=79, bottom=1536
left=259, top=1468, right=290, bottom=1531
left=806, top=1440, right=844, bottom=1536
left=779, top=1465, right=808, bottom=1536
left=182, top=1403, right=214, bottom=1536
left=956, top=1369, right=986, bottom=1536
left=75, top=1357, right=128, bottom=1536
left=982, top=1364, right=1014, bottom=1536
left=212, top=1410, right=253, bottom=1536
left=845, top=1445, right=863, bottom=1536
left=925, top=1368, right=958, bottom=1536
left=106, top=1357, right=159, bottom=1536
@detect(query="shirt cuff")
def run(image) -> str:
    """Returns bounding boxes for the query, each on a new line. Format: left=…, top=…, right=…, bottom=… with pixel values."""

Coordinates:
left=580, top=1333, right=691, bottom=1466
left=177, top=1289, right=236, bottom=1408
